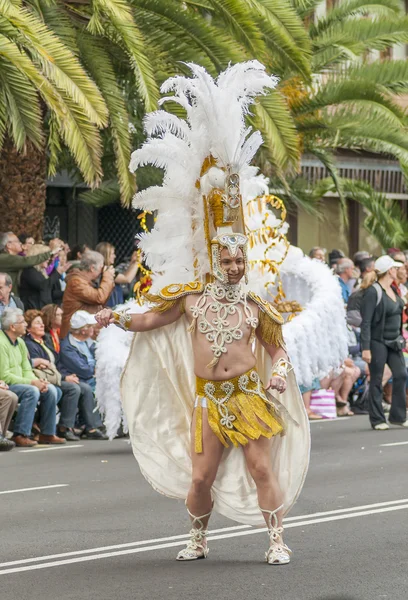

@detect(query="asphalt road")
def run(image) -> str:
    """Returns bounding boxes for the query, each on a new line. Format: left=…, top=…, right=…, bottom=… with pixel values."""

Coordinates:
left=1, top=415, right=407, bottom=600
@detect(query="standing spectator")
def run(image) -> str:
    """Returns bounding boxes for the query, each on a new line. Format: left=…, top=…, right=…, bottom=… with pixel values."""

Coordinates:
left=389, top=251, right=408, bottom=300
left=0, top=272, right=24, bottom=325
left=336, top=258, right=355, bottom=303
left=328, top=249, right=345, bottom=267
left=96, top=242, right=140, bottom=307
left=361, top=255, right=408, bottom=430
left=24, top=310, right=81, bottom=442
left=353, top=250, right=370, bottom=270
left=18, top=234, right=35, bottom=256
left=19, top=244, right=64, bottom=310
left=67, top=244, right=88, bottom=264
left=0, top=380, right=17, bottom=450
left=61, top=251, right=114, bottom=338
left=0, top=308, right=65, bottom=446
left=0, top=232, right=51, bottom=293
left=308, top=247, right=326, bottom=263
left=42, top=304, right=107, bottom=440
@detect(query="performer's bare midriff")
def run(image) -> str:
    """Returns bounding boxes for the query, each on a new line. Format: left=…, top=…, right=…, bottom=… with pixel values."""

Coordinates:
left=95, top=248, right=290, bottom=563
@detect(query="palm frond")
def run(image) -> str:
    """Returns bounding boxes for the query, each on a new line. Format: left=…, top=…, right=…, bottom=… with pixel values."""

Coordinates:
left=0, top=55, right=43, bottom=150
left=78, top=33, right=135, bottom=205
left=244, top=0, right=312, bottom=78
left=90, top=0, right=159, bottom=112
left=79, top=180, right=121, bottom=207
left=344, top=60, right=408, bottom=95
left=252, top=90, right=300, bottom=175
left=311, top=0, right=402, bottom=36
left=0, top=0, right=108, bottom=126
left=289, top=0, right=322, bottom=20
left=205, top=0, right=266, bottom=57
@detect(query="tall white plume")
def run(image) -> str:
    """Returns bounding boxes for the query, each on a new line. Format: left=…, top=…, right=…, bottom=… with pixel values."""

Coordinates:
left=130, top=61, right=277, bottom=290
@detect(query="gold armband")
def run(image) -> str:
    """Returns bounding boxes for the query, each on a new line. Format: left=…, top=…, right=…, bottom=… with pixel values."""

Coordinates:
left=271, top=358, right=291, bottom=380
left=112, top=309, right=132, bottom=331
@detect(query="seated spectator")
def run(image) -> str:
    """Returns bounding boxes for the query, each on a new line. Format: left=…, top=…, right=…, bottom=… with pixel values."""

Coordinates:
left=96, top=242, right=140, bottom=307
left=0, top=308, right=65, bottom=447
left=0, top=272, right=24, bottom=326
left=61, top=250, right=114, bottom=338
left=24, top=310, right=80, bottom=442
left=18, top=233, right=35, bottom=256
left=43, top=305, right=106, bottom=439
left=19, top=244, right=64, bottom=310
left=336, top=258, right=355, bottom=303
left=59, top=311, right=96, bottom=391
left=321, top=364, right=359, bottom=417
left=308, top=247, right=326, bottom=263
left=0, top=380, right=18, bottom=451
left=299, top=379, right=323, bottom=421
left=0, top=231, right=51, bottom=293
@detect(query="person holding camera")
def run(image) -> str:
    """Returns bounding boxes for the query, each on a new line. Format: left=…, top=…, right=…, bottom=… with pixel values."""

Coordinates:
left=361, top=255, right=408, bottom=430
left=61, top=251, right=114, bottom=338
left=19, top=244, right=67, bottom=310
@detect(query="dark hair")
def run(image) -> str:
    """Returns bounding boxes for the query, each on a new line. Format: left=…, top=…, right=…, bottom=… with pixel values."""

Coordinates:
left=18, top=232, right=34, bottom=244
left=359, top=256, right=375, bottom=275
left=67, top=244, right=87, bottom=262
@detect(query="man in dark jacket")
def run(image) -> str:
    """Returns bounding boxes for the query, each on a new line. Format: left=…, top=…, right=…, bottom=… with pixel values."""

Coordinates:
left=0, top=232, right=52, bottom=293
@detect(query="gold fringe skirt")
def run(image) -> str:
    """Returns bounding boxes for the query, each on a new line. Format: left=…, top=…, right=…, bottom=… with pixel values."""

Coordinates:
left=194, top=368, right=283, bottom=453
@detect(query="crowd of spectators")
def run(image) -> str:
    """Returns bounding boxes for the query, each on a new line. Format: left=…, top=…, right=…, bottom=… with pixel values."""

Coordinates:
left=307, top=245, right=408, bottom=430
left=0, top=230, right=140, bottom=451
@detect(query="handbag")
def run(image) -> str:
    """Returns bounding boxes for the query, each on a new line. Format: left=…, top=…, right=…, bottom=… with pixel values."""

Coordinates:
left=384, top=335, right=406, bottom=352
left=309, top=388, right=337, bottom=419
left=33, top=364, right=62, bottom=387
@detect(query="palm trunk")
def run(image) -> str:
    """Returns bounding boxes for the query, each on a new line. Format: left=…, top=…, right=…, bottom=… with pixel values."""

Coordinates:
left=0, top=137, right=47, bottom=240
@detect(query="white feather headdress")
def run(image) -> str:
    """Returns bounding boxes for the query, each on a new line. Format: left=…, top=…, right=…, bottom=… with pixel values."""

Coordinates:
left=130, top=61, right=277, bottom=290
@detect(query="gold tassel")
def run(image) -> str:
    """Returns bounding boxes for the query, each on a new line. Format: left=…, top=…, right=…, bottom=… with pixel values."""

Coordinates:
left=188, top=317, right=196, bottom=333
left=195, top=403, right=203, bottom=454
left=206, top=355, right=220, bottom=369
left=143, top=291, right=179, bottom=314
left=259, top=311, right=284, bottom=348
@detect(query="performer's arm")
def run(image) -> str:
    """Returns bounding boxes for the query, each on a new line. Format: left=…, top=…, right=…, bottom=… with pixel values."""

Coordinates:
left=256, top=331, right=289, bottom=395
left=95, top=302, right=183, bottom=332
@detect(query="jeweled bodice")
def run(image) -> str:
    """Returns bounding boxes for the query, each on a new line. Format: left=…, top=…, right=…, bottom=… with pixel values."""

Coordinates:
left=190, top=282, right=258, bottom=367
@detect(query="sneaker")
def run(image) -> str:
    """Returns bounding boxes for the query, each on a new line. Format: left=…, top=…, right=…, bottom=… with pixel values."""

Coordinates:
left=382, top=402, right=391, bottom=414
left=373, top=422, right=390, bottom=431
left=82, top=428, right=108, bottom=440
left=389, top=421, right=408, bottom=428
left=0, top=435, right=15, bottom=451
left=57, top=428, right=81, bottom=442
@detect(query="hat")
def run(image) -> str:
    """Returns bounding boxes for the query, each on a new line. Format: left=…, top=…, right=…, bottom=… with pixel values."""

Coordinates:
left=70, top=310, right=97, bottom=330
left=374, top=255, right=404, bottom=275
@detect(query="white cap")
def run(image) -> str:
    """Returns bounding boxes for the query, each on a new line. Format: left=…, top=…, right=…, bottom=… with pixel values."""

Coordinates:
left=374, top=255, right=404, bottom=275
left=70, top=310, right=97, bottom=330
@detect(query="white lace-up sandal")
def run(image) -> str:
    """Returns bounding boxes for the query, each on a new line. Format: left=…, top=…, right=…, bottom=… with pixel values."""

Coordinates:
left=260, top=505, right=292, bottom=565
left=176, top=507, right=212, bottom=561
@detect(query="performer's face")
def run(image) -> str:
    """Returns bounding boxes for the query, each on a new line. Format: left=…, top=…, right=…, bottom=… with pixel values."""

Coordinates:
left=220, top=247, right=245, bottom=284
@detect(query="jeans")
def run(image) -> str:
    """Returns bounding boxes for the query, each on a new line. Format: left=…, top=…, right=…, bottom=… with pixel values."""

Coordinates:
left=368, top=340, right=407, bottom=426
left=10, top=383, right=59, bottom=436
left=76, top=382, right=102, bottom=430
left=58, top=381, right=80, bottom=428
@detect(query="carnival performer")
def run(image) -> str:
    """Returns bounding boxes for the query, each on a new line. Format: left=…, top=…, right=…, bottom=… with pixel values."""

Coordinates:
left=96, top=61, right=310, bottom=565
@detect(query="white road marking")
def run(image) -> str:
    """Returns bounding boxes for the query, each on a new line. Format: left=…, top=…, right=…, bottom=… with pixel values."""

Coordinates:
left=1, top=498, right=407, bottom=574
left=380, top=441, right=408, bottom=447
left=310, top=417, right=351, bottom=424
left=0, top=484, right=69, bottom=496
left=19, top=445, right=84, bottom=453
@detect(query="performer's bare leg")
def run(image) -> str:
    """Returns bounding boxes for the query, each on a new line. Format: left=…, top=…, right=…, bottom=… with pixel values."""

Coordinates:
left=243, top=435, right=291, bottom=565
left=177, top=408, right=224, bottom=560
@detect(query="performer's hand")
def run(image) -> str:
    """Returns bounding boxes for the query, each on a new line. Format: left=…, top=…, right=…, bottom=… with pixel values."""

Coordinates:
left=362, top=350, right=372, bottom=364
left=95, top=308, right=114, bottom=328
left=266, top=376, right=287, bottom=394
